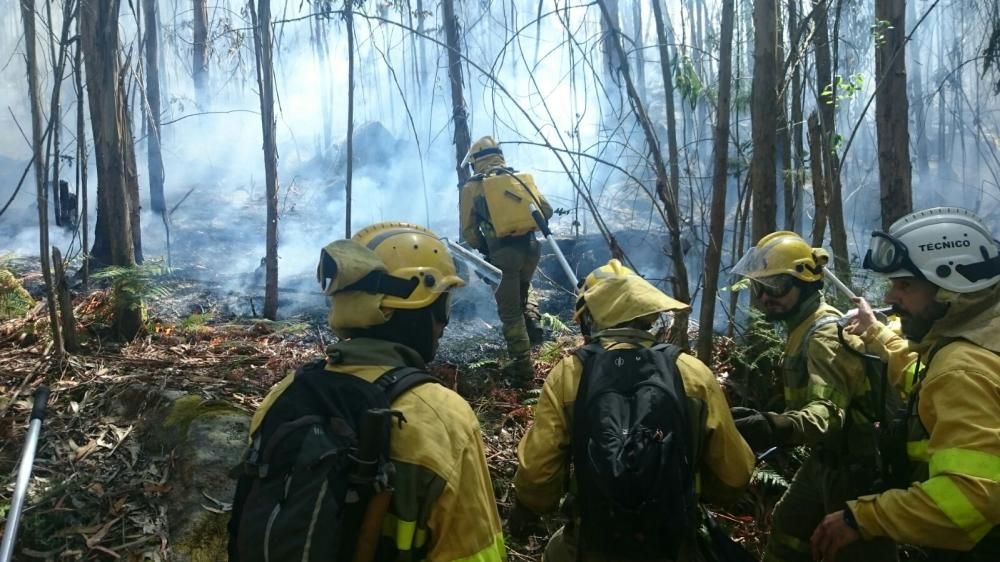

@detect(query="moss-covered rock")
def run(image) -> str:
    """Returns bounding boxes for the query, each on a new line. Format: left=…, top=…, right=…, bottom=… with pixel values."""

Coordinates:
left=0, top=268, right=33, bottom=320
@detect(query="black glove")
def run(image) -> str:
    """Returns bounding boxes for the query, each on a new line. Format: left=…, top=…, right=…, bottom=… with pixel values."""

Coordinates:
left=729, top=406, right=760, bottom=421
left=733, top=411, right=794, bottom=453
left=506, top=499, right=541, bottom=541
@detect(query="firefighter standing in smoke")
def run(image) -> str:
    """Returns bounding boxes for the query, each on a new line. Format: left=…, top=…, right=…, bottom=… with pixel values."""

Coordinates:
left=459, top=136, right=553, bottom=386
left=812, top=207, right=1000, bottom=562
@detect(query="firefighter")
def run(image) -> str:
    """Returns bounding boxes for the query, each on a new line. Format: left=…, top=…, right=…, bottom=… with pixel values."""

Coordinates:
left=730, top=231, right=897, bottom=562
left=231, top=222, right=506, bottom=562
left=459, top=136, right=553, bottom=386
left=812, top=207, right=1000, bottom=561
left=509, top=260, right=754, bottom=561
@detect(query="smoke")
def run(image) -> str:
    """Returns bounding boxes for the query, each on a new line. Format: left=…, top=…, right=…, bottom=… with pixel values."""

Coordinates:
left=1, top=1, right=999, bottom=329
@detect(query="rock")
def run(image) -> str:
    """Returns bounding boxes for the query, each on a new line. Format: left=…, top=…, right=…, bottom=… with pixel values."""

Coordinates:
left=132, top=389, right=250, bottom=561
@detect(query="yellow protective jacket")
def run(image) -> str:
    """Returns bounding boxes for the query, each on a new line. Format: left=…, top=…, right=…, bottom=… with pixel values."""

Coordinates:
left=513, top=328, right=754, bottom=515
left=848, top=284, right=1000, bottom=553
left=251, top=338, right=506, bottom=562
left=780, top=294, right=875, bottom=451
left=459, top=168, right=553, bottom=254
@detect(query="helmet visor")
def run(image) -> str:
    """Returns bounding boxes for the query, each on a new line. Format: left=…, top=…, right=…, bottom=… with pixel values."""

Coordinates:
left=731, top=246, right=768, bottom=280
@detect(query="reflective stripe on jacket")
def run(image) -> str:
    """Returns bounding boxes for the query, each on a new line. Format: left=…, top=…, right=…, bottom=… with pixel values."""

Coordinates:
left=251, top=338, right=506, bottom=562
left=850, top=285, right=1000, bottom=552
left=781, top=296, right=874, bottom=451
left=513, top=328, right=754, bottom=515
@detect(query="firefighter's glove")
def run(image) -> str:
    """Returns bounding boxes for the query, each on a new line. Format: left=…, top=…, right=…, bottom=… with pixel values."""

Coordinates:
left=506, top=499, right=541, bottom=541
left=733, top=410, right=794, bottom=452
left=729, top=406, right=760, bottom=421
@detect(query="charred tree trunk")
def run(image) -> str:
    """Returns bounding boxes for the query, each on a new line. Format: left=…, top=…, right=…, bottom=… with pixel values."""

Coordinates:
left=651, top=1, right=681, bottom=224
left=697, top=0, right=735, bottom=361
left=442, top=0, right=471, bottom=187
left=808, top=112, right=828, bottom=247
left=749, top=0, right=778, bottom=243
left=52, top=246, right=78, bottom=352
left=75, top=8, right=89, bottom=290
left=875, top=0, right=912, bottom=229
left=21, top=0, right=64, bottom=356
left=598, top=0, right=690, bottom=347
left=344, top=1, right=355, bottom=238
left=192, top=0, right=210, bottom=108
left=600, top=0, right=623, bottom=86
left=777, top=1, right=793, bottom=230
left=81, top=0, right=143, bottom=339
left=144, top=0, right=165, bottom=216
left=250, top=0, right=279, bottom=320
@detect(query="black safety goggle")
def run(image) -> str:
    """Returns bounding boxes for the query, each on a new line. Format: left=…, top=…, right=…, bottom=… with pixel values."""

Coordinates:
left=750, top=275, right=796, bottom=298
left=862, top=231, right=925, bottom=279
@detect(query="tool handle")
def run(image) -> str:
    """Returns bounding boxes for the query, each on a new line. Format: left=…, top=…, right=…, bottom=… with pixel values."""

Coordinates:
left=528, top=203, right=552, bottom=237
left=30, top=385, right=49, bottom=422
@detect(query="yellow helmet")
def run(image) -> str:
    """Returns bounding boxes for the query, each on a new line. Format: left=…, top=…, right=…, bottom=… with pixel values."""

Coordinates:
left=317, top=222, right=465, bottom=334
left=574, top=261, right=689, bottom=330
left=349, top=222, right=465, bottom=309
left=732, top=231, right=829, bottom=283
left=462, top=136, right=507, bottom=175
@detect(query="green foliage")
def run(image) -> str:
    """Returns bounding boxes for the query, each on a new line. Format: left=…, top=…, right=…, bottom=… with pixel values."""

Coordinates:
left=0, top=268, right=34, bottom=320
left=751, top=465, right=789, bottom=492
left=871, top=18, right=893, bottom=48
left=673, top=55, right=703, bottom=110
left=820, top=73, right=866, bottom=107
left=467, top=358, right=501, bottom=370
left=539, top=313, right=569, bottom=335
left=91, top=259, right=172, bottom=306
left=180, top=312, right=214, bottom=332
left=538, top=339, right=571, bottom=364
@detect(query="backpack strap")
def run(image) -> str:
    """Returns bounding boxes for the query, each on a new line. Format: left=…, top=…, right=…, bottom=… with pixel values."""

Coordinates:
left=373, top=366, right=439, bottom=403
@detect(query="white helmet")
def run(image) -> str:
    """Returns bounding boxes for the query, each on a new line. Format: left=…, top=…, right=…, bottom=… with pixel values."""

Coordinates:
left=862, top=207, right=1000, bottom=293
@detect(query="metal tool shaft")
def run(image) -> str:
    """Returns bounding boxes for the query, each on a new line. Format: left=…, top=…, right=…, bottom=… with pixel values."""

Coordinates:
left=1, top=386, right=49, bottom=562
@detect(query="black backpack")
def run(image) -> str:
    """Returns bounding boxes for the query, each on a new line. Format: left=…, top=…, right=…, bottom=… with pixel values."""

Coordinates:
left=571, top=343, right=697, bottom=559
left=227, top=358, right=437, bottom=562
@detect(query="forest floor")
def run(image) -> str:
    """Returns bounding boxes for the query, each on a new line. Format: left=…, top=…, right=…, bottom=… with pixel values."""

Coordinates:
left=0, top=258, right=773, bottom=561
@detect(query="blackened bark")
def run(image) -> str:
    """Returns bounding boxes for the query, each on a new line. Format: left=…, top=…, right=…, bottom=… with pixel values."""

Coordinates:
left=144, top=0, right=166, bottom=215
left=249, top=0, right=280, bottom=319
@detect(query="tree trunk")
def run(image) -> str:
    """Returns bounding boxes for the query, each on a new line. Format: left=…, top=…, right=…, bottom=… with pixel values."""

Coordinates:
left=250, top=0, right=279, bottom=320
left=81, top=0, right=143, bottom=339
left=442, top=0, right=471, bottom=187
left=875, top=0, right=912, bottom=230
left=192, top=0, right=210, bottom=108
left=75, top=7, right=89, bottom=290
left=631, top=0, right=645, bottom=104
left=53, top=246, right=78, bottom=352
left=597, top=0, right=690, bottom=348
left=907, top=0, right=929, bottom=174
left=808, top=112, right=828, bottom=247
left=777, top=0, right=793, bottom=230
left=600, top=0, right=623, bottom=85
left=749, top=0, right=778, bottom=243
left=811, top=0, right=849, bottom=281
left=696, top=0, right=735, bottom=361
left=20, top=0, right=64, bottom=356
left=789, top=0, right=805, bottom=233
left=344, top=2, right=355, bottom=237
left=144, top=0, right=166, bottom=216
left=651, top=1, right=681, bottom=224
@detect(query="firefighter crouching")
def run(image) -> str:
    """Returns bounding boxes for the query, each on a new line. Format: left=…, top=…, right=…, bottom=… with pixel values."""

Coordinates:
left=812, top=207, right=1000, bottom=562
left=510, top=260, right=754, bottom=562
